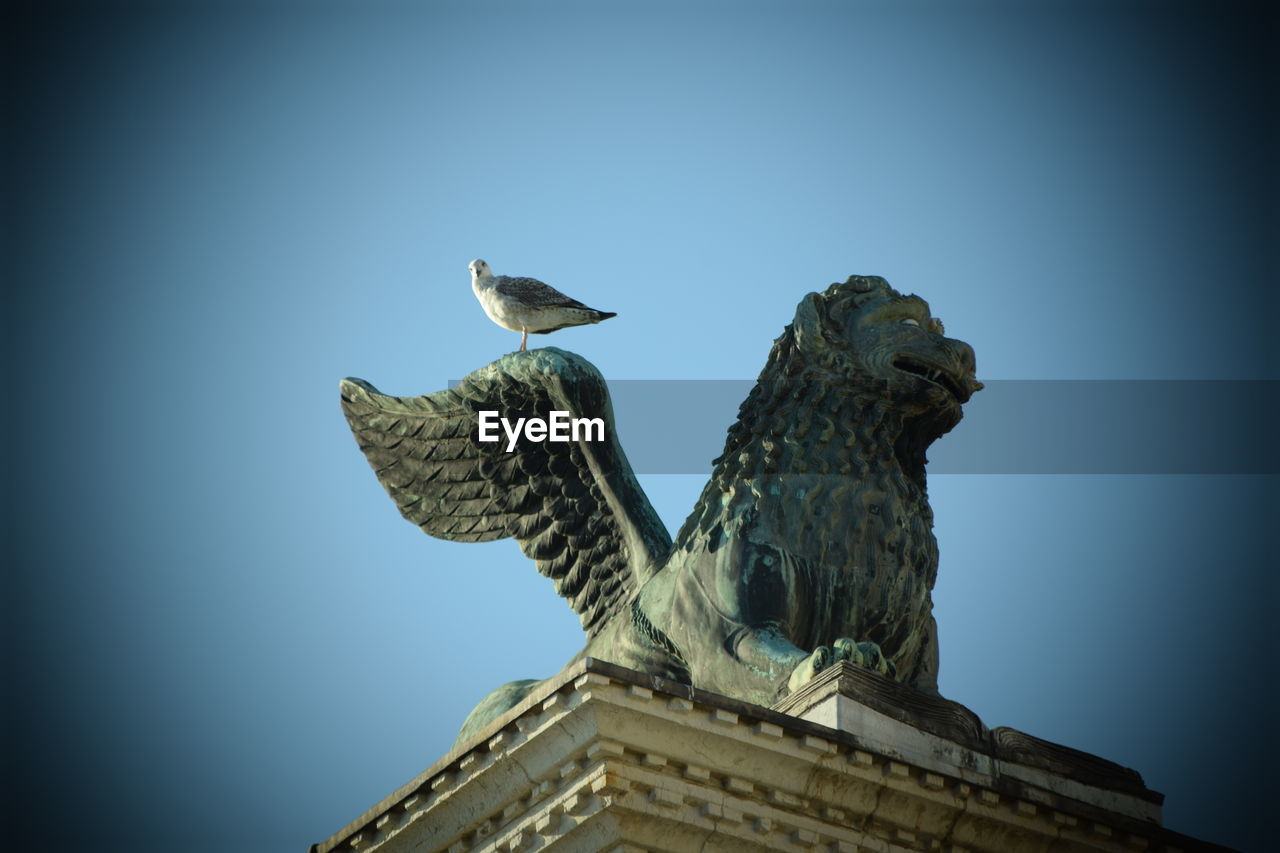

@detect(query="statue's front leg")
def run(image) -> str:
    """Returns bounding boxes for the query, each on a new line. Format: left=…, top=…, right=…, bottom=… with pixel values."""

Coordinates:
left=720, top=542, right=896, bottom=696
left=667, top=538, right=901, bottom=703
left=786, top=638, right=897, bottom=694
left=725, top=623, right=810, bottom=689
left=725, top=627, right=898, bottom=699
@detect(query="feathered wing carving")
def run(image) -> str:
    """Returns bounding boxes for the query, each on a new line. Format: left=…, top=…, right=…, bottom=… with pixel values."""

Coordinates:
left=339, top=348, right=671, bottom=638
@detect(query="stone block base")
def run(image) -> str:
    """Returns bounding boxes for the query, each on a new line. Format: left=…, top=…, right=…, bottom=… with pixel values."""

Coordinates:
left=312, top=659, right=1229, bottom=853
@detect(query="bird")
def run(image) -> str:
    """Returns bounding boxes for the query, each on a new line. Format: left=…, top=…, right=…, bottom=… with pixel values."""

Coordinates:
left=469, top=259, right=616, bottom=352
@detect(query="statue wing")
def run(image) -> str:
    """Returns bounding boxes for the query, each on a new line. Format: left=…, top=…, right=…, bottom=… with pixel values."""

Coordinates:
left=339, top=348, right=671, bottom=638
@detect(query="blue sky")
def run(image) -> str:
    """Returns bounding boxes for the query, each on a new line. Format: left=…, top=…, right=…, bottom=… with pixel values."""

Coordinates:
left=7, top=1, right=1274, bottom=850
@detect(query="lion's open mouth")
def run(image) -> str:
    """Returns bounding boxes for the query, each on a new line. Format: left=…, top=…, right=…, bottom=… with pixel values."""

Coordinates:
left=892, top=356, right=970, bottom=403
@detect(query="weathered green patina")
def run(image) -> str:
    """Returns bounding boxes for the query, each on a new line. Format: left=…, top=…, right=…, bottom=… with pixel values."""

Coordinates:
left=340, top=275, right=982, bottom=744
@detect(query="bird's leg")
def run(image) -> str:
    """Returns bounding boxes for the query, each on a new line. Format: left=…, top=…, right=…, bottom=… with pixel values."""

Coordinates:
left=520, top=329, right=528, bottom=351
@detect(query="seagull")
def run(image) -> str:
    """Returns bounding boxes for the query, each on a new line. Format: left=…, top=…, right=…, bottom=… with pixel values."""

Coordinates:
left=469, top=259, right=616, bottom=351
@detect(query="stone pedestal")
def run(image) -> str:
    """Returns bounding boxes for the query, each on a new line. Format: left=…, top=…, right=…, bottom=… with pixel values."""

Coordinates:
left=311, top=659, right=1229, bottom=853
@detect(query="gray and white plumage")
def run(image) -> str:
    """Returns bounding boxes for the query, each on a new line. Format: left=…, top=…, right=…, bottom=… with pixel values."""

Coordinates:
left=469, top=259, right=616, bottom=351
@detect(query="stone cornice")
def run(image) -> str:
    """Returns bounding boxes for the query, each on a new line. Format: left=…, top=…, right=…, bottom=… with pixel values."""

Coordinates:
left=311, top=659, right=1232, bottom=853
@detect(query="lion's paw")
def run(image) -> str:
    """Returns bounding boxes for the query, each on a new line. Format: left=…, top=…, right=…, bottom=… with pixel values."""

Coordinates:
left=787, top=645, right=833, bottom=694
left=832, top=638, right=897, bottom=679
left=787, top=639, right=896, bottom=694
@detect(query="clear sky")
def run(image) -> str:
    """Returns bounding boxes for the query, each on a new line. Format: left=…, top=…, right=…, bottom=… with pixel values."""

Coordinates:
left=7, top=1, right=1275, bottom=851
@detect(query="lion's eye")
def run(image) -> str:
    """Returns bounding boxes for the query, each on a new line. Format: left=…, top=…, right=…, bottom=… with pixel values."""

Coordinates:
left=900, top=318, right=920, bottom=327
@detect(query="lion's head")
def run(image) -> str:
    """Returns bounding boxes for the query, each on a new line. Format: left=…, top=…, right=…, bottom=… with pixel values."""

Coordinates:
left=698, top=275, right=983, bottom=496
left=789, top=275, right=983, bottom=436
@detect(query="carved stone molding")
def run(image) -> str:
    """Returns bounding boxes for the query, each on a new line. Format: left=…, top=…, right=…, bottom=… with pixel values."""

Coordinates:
left=310, top=660, right=1229, bottom=853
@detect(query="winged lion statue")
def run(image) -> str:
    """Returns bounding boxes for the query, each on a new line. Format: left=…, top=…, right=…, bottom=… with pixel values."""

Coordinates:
left=340, top=274, right=982, bottom=745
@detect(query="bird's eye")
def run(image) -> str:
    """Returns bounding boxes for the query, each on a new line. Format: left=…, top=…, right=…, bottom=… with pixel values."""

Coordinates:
left=901, top=318, right=920, bottom=327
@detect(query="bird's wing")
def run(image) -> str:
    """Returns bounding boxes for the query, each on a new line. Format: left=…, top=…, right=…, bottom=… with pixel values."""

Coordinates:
left=494, top=276, right=592, bottom=310
left=339, top=348, right=671, bottom=638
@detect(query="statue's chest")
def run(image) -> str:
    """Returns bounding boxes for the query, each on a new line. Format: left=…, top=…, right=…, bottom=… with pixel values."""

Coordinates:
left=747, top=474, right=937, bottom=593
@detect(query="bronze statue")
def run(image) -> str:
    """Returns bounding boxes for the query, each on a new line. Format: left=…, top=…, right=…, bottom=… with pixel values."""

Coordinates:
left=340, top=275, right=981, bottom=744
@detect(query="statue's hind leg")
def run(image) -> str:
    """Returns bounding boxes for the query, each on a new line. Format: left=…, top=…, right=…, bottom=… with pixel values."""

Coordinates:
left=453, top=678, right=543, bottom=748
